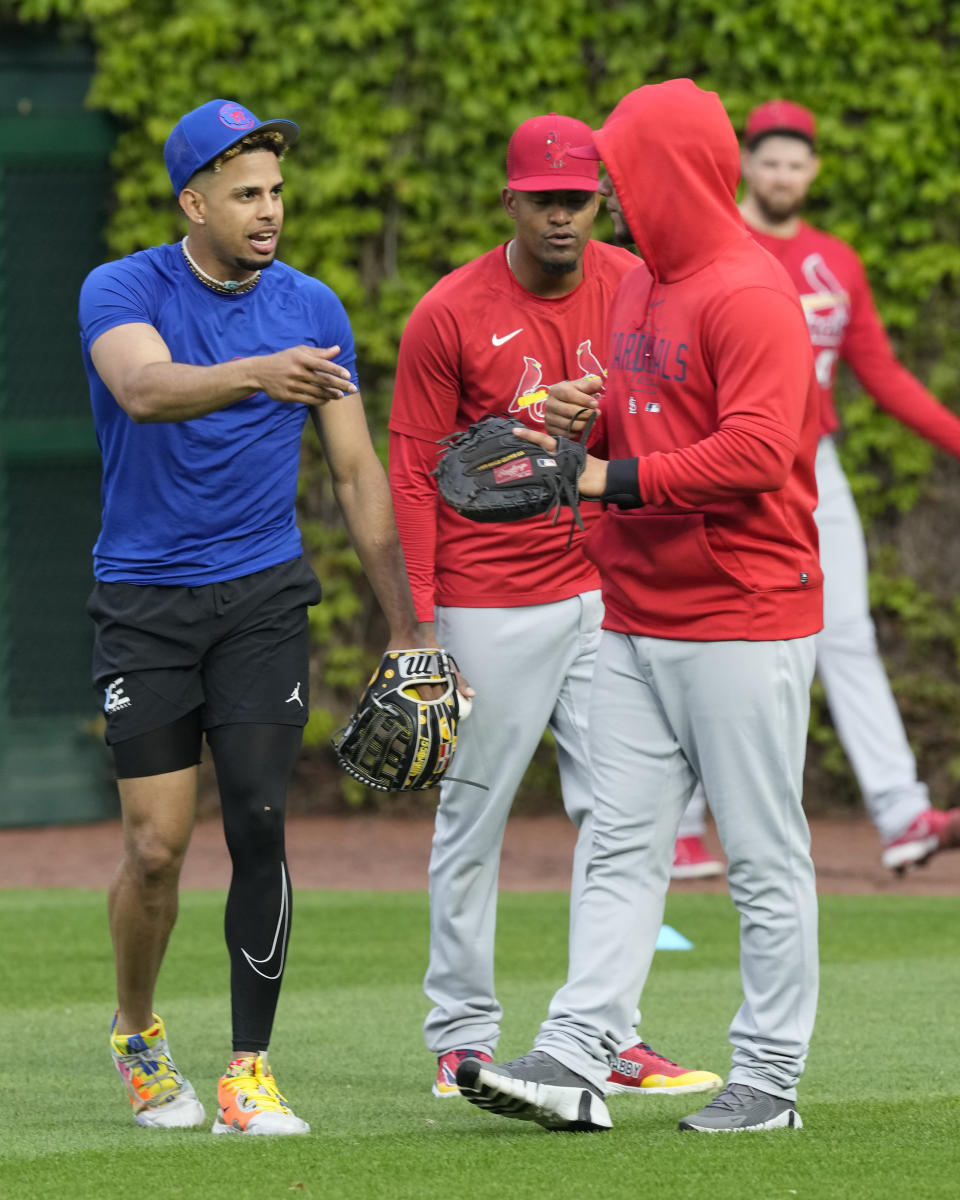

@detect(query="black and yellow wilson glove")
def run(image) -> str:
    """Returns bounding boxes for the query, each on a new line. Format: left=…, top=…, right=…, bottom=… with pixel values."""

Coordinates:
left=332, top=648, right=465, bottom=791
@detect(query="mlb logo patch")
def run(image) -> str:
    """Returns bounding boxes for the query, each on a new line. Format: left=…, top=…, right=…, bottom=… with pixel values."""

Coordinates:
left=536, top=457, right=557, bottom=468
left=645, top=401, right=661, bottom=413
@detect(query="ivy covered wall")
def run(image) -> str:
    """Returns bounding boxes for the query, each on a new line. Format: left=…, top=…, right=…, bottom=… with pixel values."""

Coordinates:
left=6, top=0, right=960, bottom=809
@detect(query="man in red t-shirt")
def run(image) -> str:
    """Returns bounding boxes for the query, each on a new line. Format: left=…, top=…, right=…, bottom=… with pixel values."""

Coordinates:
left=680, top=99, right=960, bottom=873
left=388, top=113, right=721, bottom=1103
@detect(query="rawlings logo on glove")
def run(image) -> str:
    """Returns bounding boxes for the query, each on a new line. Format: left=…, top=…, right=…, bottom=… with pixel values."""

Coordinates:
left=332, top=647, right=466, bottom=791
left=433, top=413, right=590, bottom=537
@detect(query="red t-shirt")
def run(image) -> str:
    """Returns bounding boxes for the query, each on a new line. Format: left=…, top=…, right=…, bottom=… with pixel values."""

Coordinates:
left=389, top=239, right=637, bottom=620
left=750, top=221, right=960, bottom=455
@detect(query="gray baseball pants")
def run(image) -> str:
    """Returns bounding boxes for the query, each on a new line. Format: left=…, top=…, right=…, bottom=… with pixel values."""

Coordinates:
left=536, top=629, right=819, bottom=1100
left=681, top=435, right=926, bottom=843
left=423, top=591, right=603, bottom=1055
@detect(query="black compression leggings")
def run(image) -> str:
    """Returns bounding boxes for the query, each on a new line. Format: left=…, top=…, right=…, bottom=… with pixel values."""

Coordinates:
left=207, top=722, right=304, bottom=1054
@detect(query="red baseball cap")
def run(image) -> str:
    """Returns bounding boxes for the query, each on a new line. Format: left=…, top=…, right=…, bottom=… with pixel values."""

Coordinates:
left=506, top=113, right=601, bottom=191
left=744, top=100, right=816, bottom=147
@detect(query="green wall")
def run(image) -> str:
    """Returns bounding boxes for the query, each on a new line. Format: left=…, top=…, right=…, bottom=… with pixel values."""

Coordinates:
left=4, top=1, right=959, bottom=812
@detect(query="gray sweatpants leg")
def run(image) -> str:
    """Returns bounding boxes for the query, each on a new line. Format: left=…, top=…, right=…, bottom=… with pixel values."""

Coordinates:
left=814, top=436, right=928, bottom=842
left=535, top=631, right=819, bottom=1100
left=685, top=438, right=928, bottom=845
left=423, top=591, right=602, bottom=1056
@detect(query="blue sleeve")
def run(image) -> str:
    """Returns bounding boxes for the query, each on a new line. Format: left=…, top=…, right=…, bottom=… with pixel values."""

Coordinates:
left=312, top=284, right=360, bottom=390
left=78, top=258, right=158, bottom=353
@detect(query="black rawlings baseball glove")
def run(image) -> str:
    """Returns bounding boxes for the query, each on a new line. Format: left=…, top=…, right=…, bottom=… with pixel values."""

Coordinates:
left=331, top=647, right=465, bottom=791
left=433, top=414, right=589, bottom=533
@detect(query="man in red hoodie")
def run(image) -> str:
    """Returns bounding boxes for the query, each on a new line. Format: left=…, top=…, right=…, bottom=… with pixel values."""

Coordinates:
left=680, top=100, right=960, bottom=874
left=455, top=79, right=822, bottom=1134
left=389, top=112, right=720, bottom=1103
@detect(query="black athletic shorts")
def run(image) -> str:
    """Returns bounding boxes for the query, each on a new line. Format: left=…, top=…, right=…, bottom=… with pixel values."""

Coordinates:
left=86, top=557, right=322, bottom=745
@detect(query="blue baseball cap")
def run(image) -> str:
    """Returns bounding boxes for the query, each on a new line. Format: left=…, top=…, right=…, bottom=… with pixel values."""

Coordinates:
left=164, top=99, right=300, bottom=195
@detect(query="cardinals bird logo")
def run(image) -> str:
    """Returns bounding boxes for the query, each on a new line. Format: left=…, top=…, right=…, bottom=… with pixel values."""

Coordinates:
left=508, top=356, right=546, bottom=420
left=508, top=342, right=607, bottom=423
left=798, top=253, right=850, bottom=388
left=799, top=253, right=850, bottom=343
left=545, top=130, right=572, bottom=169
left=576, top=339, right=605, bottom=380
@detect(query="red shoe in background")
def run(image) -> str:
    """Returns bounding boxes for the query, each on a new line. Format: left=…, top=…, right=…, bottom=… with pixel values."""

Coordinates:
left=606, top=1041, right=723, bottom=1096
left=671, top=835, right=724, bottom=880
left=882, top=807, right=960, bottom=873
left=433, top=1048, right=493, bottom=1098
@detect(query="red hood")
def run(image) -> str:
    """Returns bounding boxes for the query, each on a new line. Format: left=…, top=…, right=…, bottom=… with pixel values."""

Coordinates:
left=595, top=79, right=746, bottom=282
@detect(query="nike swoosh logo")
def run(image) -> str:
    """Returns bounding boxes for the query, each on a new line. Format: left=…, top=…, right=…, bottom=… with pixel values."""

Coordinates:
left=241, top=866, right=289, bottom=980
left=492, top=329, right=523, bottom=346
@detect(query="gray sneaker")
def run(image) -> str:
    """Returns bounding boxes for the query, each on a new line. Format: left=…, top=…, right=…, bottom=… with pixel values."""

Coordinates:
left=678, top=1082, right=802, bottom=1132
left=456, top=1050, right=612, bottom=1133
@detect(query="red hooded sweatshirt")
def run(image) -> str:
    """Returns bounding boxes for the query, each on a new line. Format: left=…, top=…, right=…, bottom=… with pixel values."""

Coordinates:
left=586, top=80, right=823, bottom=641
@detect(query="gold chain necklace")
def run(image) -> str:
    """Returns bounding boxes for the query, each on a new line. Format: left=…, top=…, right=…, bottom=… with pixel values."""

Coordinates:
left=181, top=237, right=261, bottom=295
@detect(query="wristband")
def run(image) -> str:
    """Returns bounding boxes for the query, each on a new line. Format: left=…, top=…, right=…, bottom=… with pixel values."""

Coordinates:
left=601, top=457, right=644, bottom=508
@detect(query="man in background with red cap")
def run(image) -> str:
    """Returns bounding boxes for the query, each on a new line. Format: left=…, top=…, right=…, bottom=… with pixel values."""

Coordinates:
left=389, top=113, right=721, bottom=1103
left=80, top=98, right=427, bottom=1134
left=679, top=99, right=960, bottom=874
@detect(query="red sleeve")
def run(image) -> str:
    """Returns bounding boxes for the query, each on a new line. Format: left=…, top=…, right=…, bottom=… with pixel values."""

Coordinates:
left=388, top=291, right=464, bottom=622
left=389, top=290, right=462, bottom=440
left=388, top=431, right=440, bottom=624
left=841, top=256, right=960, bottom=458
left=634, top=288, right=811, bottom=507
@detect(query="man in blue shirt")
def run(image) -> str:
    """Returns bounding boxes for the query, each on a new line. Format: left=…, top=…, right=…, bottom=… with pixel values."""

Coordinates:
left=80, top=99, right=426, bottom=1135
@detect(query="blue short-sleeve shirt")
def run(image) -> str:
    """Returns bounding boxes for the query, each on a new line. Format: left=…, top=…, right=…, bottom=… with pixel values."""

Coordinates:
left=79, top=241, right=359, bottom=585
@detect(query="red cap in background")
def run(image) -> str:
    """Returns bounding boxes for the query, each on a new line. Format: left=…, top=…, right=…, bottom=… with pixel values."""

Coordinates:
left=744, top=100, right=816, bottom=147
left=506, top=113, right=601, bottom=191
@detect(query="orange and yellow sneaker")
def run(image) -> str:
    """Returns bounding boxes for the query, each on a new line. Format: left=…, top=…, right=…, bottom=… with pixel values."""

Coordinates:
left=109, top=1012, right=206, bottom=1128
left=605, top=1041, right=723, bottom=1096
left=212, top=1054, right=309, bottom=1135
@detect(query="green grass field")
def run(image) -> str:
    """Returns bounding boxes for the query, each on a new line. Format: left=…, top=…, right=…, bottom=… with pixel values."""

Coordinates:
left=2, top=889, right=958, bottom=1200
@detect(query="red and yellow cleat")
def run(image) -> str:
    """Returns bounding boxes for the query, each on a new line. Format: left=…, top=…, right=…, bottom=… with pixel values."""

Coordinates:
left=606, top=1041, right=723, bottom=1096
left=433, top=1048, right=493, bottom=1098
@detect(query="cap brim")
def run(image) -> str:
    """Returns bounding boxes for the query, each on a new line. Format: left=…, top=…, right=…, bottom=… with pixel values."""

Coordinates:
left=745, top=124, right=814, bottom=147
left=253, top=118, right=300, bottom=149
left=567, top=140, right=602, bottom=161
left=508, top=174, right=600, bottom=192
